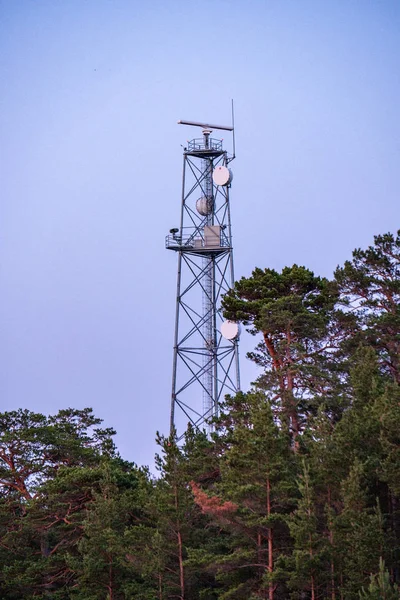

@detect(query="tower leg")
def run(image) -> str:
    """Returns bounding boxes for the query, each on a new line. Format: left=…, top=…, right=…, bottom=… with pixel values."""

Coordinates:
left=170, top=251, right=182, bottom=436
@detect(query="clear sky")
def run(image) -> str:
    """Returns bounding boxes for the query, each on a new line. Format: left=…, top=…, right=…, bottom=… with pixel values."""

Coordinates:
left=1, top=0, right=399, bottom=471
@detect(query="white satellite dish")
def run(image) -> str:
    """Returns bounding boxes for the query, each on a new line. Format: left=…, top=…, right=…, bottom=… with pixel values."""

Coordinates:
left=221, top=320, right=241, bottom=340
left=213, top=166, right=233, bottom=186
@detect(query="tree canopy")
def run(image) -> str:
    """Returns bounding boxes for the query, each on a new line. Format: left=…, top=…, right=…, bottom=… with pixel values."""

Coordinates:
left=1, top=230, right=400, bottom=599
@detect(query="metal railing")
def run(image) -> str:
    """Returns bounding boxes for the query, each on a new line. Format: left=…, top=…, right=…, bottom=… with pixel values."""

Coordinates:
left=165, top=230, right=231, bottom=251
left=187, top=138, right=223, bottom=153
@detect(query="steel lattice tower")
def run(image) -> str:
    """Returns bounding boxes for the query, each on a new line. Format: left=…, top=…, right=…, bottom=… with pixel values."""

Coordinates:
left=166, top=119, right=240, bottom=438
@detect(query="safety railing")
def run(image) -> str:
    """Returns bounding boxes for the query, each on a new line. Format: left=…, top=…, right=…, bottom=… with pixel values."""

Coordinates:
left=187, top=138, right=223, bottom=153
left=165, top=230, right=231, bottom=251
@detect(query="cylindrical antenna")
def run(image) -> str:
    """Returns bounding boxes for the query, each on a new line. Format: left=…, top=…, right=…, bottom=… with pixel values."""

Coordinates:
left=177, top=119, right=233, bottom=132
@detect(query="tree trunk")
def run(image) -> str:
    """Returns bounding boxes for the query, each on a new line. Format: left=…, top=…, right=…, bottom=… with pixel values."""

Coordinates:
left=174, top=484, right=185, bottom=599
left=256, top=530, right=267, bottom=599
left=158, top=572, right=163, bottom=600
left=328, top=488, right=336, bottom=600
left=263, top=330, right=300, bottom=450
left=390, top=492, right=400, bottom=583
left=108, top=554, right=113, bottom=600
left=177, top=529, right=185, bottom=600
left=309, top=534, right=315, bottom=600
left=266, top=475, right=274, bottom=600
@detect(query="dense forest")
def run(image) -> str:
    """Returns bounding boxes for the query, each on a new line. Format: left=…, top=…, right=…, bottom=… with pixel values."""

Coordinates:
left=1, top=230, right=400, bottom=599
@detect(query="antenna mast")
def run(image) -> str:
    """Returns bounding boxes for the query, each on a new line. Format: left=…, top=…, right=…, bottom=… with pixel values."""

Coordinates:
left=166, top=118, right=240, bottom=438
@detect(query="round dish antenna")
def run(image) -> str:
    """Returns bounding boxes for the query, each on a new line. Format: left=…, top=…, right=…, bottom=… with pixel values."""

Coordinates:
left=196, top=196, right=214, bottom=216
left=221, top=320, right=241, bottom=340
left=213, top=166, right=233, bottom=186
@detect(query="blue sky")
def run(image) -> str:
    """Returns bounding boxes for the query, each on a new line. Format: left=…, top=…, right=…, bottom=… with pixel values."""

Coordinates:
left=1, top=0, right=399, bottom=470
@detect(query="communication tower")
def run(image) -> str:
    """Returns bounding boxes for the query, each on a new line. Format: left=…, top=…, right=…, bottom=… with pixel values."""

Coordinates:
left=166, top=118, right=240, bottom=438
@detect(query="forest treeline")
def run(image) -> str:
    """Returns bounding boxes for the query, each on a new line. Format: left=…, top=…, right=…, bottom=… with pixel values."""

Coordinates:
left=1, top=230, right=400, bottom=599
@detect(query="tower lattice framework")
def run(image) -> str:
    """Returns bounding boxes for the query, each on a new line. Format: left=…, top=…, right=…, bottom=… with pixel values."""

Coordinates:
left=166, top=120, right=240, bottom=438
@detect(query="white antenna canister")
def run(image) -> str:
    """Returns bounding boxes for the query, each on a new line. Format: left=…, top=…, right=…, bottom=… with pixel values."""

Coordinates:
left=213, top=165, right=233, bottom=186
left=221, top=320, right=241, bottom=340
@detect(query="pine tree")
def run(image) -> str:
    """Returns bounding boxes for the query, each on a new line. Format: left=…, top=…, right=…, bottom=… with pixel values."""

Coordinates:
left=287, top=459, right=326, bottom=600
left=334, top=460, right=385, bottom=600
left=359, top=558, right=400, bottom=599
left=69, top=459, right=154, bottom=600
left=190, top=392, right=297, bottom=599
left=335, top=230, right=400, bottom=384
left=0, top=407, right=117, bottom=598
left=302, top=409, right=346, bottom=600
left=373, top=382, right=400, bottom=584
left=151, top=430, right=198, bottom=600
left=221, top=265, right=347, bottom=445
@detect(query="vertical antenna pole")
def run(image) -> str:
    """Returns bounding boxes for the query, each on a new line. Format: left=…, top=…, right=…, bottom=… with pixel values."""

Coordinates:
left=231, top=99, right=236, bottom=159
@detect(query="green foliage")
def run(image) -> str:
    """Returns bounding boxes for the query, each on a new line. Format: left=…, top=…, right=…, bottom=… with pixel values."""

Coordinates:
left=0, top=408, right=154, bottom=599
left=0, top=407, right=116, bottom=500
left=222, top=264, right=335, bottom=330
left=1, top=228, right=400, bottom=599
left=70, top=460, right=153, bottom=600
left=335, top=230, right=400, bottom=384
left=335, top=461, right=385, bottom=600
left=287, top=460, right=326, bottom=599
left=222, top=265, right=349, bottom=442
left=359, top=558, right=400, bottom=599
